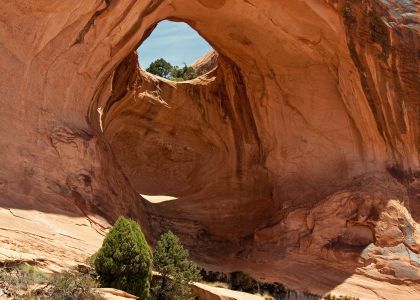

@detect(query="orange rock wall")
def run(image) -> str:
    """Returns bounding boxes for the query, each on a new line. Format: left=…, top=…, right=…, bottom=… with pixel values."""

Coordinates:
left=0, top=0, right=419, bottom=298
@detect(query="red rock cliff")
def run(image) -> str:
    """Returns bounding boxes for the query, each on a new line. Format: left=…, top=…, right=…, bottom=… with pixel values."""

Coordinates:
left=0, top=1, right=419, bottom=299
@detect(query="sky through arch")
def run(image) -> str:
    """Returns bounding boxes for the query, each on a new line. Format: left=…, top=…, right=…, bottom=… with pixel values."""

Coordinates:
left=138, top=20, right=212, bottom=69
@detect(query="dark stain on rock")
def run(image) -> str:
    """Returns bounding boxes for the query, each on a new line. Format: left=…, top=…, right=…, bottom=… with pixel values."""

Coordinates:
left=73, top=0, right=113, bottom=45
left=229, top=32, right=253, bottom=46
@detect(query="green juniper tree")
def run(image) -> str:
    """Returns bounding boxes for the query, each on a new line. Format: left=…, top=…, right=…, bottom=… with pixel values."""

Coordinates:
left=146, top=58, right=173, bottom=78
left=94, top=217, right=152, bottom=299
left=146, top=58, right=197, bottom=81
left=152, top=231, right=201, bottom=300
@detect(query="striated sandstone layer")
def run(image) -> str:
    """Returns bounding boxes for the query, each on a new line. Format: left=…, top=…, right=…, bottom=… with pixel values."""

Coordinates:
left=0, top=0, right=419, bottom=299
left=191, top=50, right=219, bottom=76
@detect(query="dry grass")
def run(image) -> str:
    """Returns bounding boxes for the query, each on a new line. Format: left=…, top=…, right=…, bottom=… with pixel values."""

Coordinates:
left=256, top=292, right=275, bottom=300
left=324, top=293, right=360, bottom=300
left=0, top=263, right=99, bottom=299
left=201, top=281, right=230, bottom=289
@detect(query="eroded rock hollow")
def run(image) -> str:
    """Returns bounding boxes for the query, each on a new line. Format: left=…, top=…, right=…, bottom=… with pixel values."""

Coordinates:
left=0, top=0, right=419, bottom=298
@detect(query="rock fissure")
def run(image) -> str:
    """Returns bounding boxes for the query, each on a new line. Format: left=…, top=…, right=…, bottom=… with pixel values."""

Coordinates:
left=74, top=0, right=113, bottom=45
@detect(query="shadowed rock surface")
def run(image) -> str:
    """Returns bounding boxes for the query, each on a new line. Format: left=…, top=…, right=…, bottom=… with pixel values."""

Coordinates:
left=0, top=1, right=419, bottom=299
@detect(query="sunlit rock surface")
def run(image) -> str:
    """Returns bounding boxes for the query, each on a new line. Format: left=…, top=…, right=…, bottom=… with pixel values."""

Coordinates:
left=0, top=1, right=419, bottom=299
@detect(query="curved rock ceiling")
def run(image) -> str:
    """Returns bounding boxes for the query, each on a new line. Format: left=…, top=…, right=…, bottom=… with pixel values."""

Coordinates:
left=0, top=0, right=419, bottom=298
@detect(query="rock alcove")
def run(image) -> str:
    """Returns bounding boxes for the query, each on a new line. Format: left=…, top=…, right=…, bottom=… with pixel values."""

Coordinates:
left=0, top=1, right=419, bottom=299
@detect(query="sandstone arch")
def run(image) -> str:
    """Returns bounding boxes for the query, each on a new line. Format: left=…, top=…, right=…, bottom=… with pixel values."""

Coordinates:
left=0, top=1, right=419, bottom=298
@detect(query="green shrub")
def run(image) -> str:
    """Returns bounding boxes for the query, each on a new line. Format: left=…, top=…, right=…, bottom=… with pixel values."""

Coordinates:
left=170, top=65, right=197, bottom=81
left=147, top=58, right=173, bottom=78
left=94, top=217, right=152, bottom=299
left=146, top=58, right=198, bottom=81
left=0, top=263, right=49, bottom=297
left=0, top=263, right=99, bottom=299
left=152, top=231, right=201, bottom=300
left=86, top=252, right=98, bottom=268
left=50, top=271, right=98, bottom=300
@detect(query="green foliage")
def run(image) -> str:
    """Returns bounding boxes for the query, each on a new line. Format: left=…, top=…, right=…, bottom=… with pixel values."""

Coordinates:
left=18, top=263, right=48, bottom=285
left=146, top=58, right=197, bottom=81
left=170, top=64, right=197, bottom=81
left=86, top=252, right=98, bottom=268
left=94, top=217, right=152, bottom=299
left=0, top=263, right=49, bottom=295
left=146, top=58, right=173, bottom=78
left=169, top=77, right=185, bottom=82
left=0, top=263, right=98, bottom=299
left=152, top=231, right=201, bottom=300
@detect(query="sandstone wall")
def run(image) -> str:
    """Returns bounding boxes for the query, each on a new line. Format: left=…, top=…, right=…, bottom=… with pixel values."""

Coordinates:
left=0, top=1, right=419, bottom=298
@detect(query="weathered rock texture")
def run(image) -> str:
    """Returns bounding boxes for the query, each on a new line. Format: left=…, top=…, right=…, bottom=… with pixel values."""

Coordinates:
left=191, top=282, right=262, bottom=300
left=192, top=50, right=219, bottom=76
left=0, top=0, right=419, bottom=299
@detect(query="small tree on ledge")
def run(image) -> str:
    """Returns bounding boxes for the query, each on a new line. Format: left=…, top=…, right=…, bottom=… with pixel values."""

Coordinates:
left=94, top=217, right=152, bottom=299
left=152, top=231, right=201, bottom=300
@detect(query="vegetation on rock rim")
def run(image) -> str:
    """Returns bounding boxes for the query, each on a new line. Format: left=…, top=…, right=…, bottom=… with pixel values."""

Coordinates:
left=146, top=58, right=197, bottom=81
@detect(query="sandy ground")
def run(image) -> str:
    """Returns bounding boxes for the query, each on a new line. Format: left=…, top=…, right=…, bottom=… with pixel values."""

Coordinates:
left=140, top=194, right=178, bottom=203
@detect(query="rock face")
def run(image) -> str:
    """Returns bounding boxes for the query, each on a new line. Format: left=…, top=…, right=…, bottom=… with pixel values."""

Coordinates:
left=191, top=50, right=219, bottom=76
left=0, top=0, right=419, bottom=299
left=191, top=283, right=262, bottom=300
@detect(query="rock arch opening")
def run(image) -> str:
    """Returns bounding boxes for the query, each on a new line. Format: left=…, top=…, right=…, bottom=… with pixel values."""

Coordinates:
left=137, top=20, right=217, bottom=81
left=94, top=2, right=419, bottom=290
left=97, top=14, right=275, bottom=248
left=1, top=1, right=419, bottom=298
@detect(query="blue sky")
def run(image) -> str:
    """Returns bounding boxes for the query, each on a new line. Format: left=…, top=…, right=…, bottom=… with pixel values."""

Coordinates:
left=138, top=20, right=212, bottom=68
